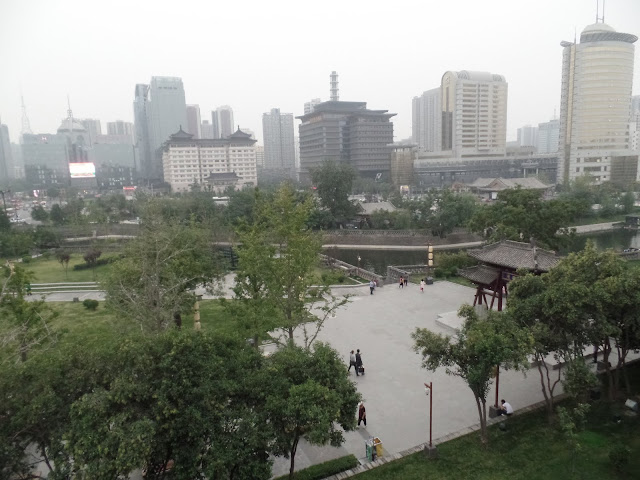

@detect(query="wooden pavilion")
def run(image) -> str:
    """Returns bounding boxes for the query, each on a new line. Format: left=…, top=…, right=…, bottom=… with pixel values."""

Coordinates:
left=459, top=240, right=561, bottom=312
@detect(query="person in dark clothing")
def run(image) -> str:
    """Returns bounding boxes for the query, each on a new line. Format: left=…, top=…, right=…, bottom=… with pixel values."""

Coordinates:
left=404, top=277, right=408, bottom=287
left=355, top=349, right=363, bottom=376
left=348, top=350, right=357, bottom=373
left=399, top=276, right=404, bottom=288
left=358, top=402, right=367, bottom=426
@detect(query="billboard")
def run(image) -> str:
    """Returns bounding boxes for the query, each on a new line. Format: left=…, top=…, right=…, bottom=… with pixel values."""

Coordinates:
left=69, top=162, right=96, bottom=178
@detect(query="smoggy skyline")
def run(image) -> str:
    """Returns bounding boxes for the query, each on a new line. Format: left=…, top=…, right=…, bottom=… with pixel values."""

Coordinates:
left=1, top=0, right=639, bottom=145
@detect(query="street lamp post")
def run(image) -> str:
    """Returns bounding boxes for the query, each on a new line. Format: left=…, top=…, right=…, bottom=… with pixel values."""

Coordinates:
left=427, top=244, right=434, bottom=284
left=194, top=294, right=203, bottom=331
left=423, top=382, right=438, bottom=458
left=357, top=255, right=361, bottom=277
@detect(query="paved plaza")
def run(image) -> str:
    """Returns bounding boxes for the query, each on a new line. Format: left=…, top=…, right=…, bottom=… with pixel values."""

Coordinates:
left=270, top=280, right=564, bottom=477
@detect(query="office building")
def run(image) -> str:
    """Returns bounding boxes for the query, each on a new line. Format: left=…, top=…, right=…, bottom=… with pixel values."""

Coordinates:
left=255, top=145, right=264, bottom=167
left=201, top=120, right=214, bottom=139
left=186, top=105, right=201, bottom=139
left=517, top=125, right=538, bottom=149
left=304, top=98, right=322, bottom=115
left=297, top=101, right=395, bottom=180
left=133, top=84, right=152, bottom=179
left=146, top=76, right=188, bottom=181
left=412, top=88, right=441, bottom=152
left=0, top=124, right=13, bottom=182
left=558, top=21, right=638, bottom=184
left=441, top=71, right=508, bottom=158
left=214, top=106, right=234, bottom=139
left=106, top=120, right=134, bottom=138
left=79, top=118, right=102, bottom=145
left=22, top=133, right=71, bottom=187
left=239, top=127, right=255, bottom=140
left=162, top=127, right=257, bottom=193
left=537, top=119, right=560, bottom=154
left=262, top=108, right=296, bottom=179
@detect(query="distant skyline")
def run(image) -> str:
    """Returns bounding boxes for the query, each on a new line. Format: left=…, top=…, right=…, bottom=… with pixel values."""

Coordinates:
left=1, top=0, right=639, bottom=145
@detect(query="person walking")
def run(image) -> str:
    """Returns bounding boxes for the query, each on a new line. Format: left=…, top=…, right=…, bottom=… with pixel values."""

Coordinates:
left=369, top=280, right=375, bottom=295
left=404, top=276, right=408, bottom=287
left=358, top=402, right=367, bottom=426
left=348, top=350, right=357, bottom=373
left=420, top=279, right=425, bottom=293
left=399, top=276, right=404, bottom=289
left=355, top=349, right=363, bottom=376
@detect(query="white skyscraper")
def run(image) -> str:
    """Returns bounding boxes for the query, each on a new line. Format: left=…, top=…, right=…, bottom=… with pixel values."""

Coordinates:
left=214, top=106, right=234, bottom=139
left=186, top=105, right=201, bottom=139
left=262, top=108, right=296, bottom=178
left=304, top=98, right=321, bottom=115
left=440, top=71, right=508, bottom=158
left=517, top=125, right=538, bottom=149
left=558, top=21, right=637, bottom=184
left=107, top=120, right=134, bottom=137
left=537, top=119, right=560, bottom=154
left=412, top=88, right=441, bottom=152
left=201, top=120, right=214, bottom=139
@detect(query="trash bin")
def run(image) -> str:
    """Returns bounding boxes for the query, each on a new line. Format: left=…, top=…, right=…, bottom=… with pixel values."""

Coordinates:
left=426, top=277, right=434, bottom=285
left=365, top=439, right=373, bottom=461
left=373, top=437, right=383, bottom=457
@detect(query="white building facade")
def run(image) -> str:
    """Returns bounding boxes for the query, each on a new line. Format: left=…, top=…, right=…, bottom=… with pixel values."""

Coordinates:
left=558, top=22, right=638, bottom=184
left=537, top=119, right=560, bottom=154
left=162, top=127, right=257, bottom=193
left=517, top=125, right=538, bottom=149
left=412, top=87, right=441, bottom=152
left=440, top=71, right=508, bottom=158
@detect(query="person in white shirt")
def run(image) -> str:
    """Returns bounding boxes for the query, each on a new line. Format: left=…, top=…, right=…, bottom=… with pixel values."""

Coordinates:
left=420, top=279, right=425, bottom=292
left=498, top=399, right=514, bottom=416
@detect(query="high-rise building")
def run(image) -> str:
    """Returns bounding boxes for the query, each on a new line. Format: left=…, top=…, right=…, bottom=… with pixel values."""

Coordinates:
left=537, top=119, right=560, bottom=154
left=22, top=133, right=71, bottom=187
left=558, top=22, right=638, bottom=184
left=79, top=118, right=102, bottom=145
left=304, top=98, right=322, bottom=115
left=146, top=76, right=187, bottom=182
left=255, top=145, right=264, bottom=167
left=238, top=127, right=255, bottom=140
left=0, top=124, right=13, bottom=182
left=133, top=84, right=152, bottom=180
left=517, top=125, right=538, bottom=149
left=162, top=127, right=257, bottom=193
left=186, top=105, right=201, bottom=139
left=210, top=111, right=220, bottom=139
left=106, top=120, right=134, bottom=138
left=214, top=106, right=234, bottom=139
left=262, top=108, right=296, bottom=179
left=412, top=88, right=441, bottom=152
left=201, top=120, right=214, bottom=139
left=441, top=71, right=508, bottom=158
left=297, top=101, right=395, bottom=179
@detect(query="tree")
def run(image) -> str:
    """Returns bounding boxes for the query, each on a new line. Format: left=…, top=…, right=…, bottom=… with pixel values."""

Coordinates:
left=31, top=205, right=49, bottom=222
left=264, top=343, right=361, bottom=479
left=49, top=204, right=65, bottom=225
left=310, top=160, right=357, bottom=227
left=65, top=331, right=273, bottom=480
left=557, top=403, right=590, bottom=477
left=56, top=250, right=71, bottom=280
left=46, top=187, right=60, bottom=200
left=427, top=190, right=478, bottom=238
left=103, top=203, right=224, bottom=332
left=469, top=187, right=574, bottom=249
left=0, top=212, right=10, bottom=232
left=412, top=305, right=532, bottom=445
left=232, top=185, right=348, bottom=347
left=1, top=263, right=59, bottom=363
left=620, top=191, right=635, bottom=214
left=83, top=247, right=102, bottom=280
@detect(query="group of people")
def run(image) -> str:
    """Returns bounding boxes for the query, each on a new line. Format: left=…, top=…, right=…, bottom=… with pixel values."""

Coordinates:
left=348, top=349, right=364, bottom=376
left=400, top=276, right=428, bottom=293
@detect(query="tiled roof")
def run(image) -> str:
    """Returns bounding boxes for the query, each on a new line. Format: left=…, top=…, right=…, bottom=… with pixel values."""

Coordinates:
left=467, top=240, right=560, bottom=271
left=467, top=177, right=550, bottom=191
left=458, top=265, right=500, bottom=285
left=357, top=201, right=397, bottom=215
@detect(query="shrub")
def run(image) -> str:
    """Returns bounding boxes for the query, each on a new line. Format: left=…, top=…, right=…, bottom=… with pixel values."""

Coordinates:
left=82, top=299, right=99, bottom=311
left=273, top=454, right=358, bottom=480
left=72, top=255, right=118, bottom=271
left=609, top=443, right=631, bottom=472
left=21, top=255, right=32, bottom=264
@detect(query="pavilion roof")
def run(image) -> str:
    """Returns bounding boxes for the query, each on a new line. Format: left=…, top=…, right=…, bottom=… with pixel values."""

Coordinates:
left=467, top=240, right=560, bottom=271
left=458, top=265, right=500, bottom=286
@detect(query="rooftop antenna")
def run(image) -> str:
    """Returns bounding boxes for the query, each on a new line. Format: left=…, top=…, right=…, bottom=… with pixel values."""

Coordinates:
left=330, top=71, right=339, bottom=102
left=67, top=95, right=74, bottom=132
left=20, top=95, right=33, bottom=135
left=596, top=0, right=605, bottom=23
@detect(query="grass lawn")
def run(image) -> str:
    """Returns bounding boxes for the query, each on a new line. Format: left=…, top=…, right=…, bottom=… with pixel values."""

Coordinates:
left=20, top=255, right=115, bottom=283
left=352, top=400, right=640, bottom=480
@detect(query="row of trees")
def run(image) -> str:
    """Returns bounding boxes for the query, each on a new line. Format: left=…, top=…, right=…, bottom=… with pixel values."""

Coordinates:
left=412, top=242, right=640, bottom=446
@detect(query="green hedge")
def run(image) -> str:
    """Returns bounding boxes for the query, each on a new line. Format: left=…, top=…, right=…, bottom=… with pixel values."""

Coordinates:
left=72, top=255, right=120, bottom=271
left=274, top=454, right=359, bottom=480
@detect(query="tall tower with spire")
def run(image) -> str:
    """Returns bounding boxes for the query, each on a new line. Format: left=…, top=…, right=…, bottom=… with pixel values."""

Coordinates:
left=557, top=11, right=638, bottom=185
left=20, top=96, right=32, bottom=136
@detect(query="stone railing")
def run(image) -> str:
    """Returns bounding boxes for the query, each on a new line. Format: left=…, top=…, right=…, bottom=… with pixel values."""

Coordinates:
left=319, top=254, right=384, bottom=287
left=385, top=264, right=433, bottom=285
left=326, top=228, right=468, bottom=237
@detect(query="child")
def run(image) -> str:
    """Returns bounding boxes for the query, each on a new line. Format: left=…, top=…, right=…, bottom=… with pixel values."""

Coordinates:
left=420, top=279, right=425, bottom=293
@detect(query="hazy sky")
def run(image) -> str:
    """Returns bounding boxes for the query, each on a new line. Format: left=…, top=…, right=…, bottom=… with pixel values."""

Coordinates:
left=1, top=0, right=639, bottom=144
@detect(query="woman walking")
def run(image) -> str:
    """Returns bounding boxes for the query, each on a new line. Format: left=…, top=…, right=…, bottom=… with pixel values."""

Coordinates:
left=358, top=402, right=367, bottom=427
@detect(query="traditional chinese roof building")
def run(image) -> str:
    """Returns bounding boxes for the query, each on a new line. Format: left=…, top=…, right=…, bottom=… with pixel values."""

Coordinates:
left=459, top=240, right=561, bottom=311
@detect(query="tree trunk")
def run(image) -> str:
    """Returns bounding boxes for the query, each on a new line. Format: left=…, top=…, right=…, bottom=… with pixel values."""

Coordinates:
left=474, top=395, right=488, bottom=446
left=603, top=338, right=615, bottom=401
left=289, top=436, right=300, bottom=480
